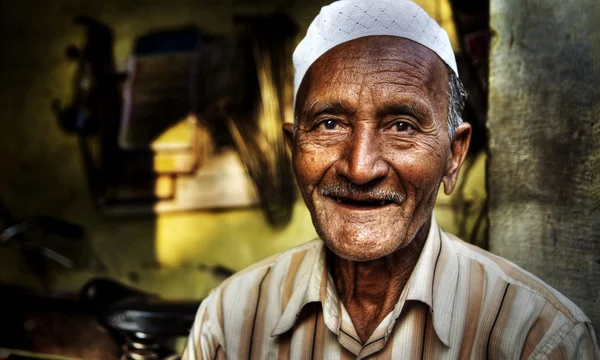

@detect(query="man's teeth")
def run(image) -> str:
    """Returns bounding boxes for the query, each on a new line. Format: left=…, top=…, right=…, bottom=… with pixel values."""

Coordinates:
left=335, top=197, right=388, bottom=206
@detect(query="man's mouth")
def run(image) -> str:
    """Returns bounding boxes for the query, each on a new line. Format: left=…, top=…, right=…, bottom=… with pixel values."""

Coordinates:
left=332, top=196, right=395, bottom=209
left=318, top=183, right=404, bottom=210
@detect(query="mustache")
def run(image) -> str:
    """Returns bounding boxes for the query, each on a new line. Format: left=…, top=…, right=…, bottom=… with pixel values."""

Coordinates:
left=318, top=182, right=405, bottom=203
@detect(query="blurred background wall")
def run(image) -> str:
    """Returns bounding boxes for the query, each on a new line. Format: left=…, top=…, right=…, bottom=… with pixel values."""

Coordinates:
left=0, top=0, right=477, bottom=301
left=1, top=0, right=598, bottom=356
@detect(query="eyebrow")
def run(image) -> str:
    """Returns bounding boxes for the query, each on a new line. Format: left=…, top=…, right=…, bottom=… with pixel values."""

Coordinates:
left=299, top=99, right=433, bottom=125
left=376, top=102, right=431, bottom=122
left=303, top=101, right=354, bottom=121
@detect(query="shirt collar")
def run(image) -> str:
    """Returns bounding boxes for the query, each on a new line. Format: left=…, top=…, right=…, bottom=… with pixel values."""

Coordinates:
left=271, top=215, right=460, bottom=348
left=394, top=215, right=459, bottom=347
left=271, top=240, right=338, bottom=336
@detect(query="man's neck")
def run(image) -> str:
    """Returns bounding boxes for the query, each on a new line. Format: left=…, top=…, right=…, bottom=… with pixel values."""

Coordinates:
left=329, top=218, right=431, bottom=344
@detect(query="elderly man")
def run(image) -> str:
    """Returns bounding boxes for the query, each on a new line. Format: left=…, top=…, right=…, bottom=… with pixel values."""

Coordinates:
left=183, top=0, right=599, bottom=359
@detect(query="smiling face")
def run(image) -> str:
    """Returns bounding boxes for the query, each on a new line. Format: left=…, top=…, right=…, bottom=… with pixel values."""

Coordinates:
left=287, top=36, right=471, bottom=261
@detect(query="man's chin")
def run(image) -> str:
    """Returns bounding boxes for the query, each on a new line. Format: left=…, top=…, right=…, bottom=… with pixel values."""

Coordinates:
left=327, top=246, right=392, bottom=262
left=310, top=200, right=419, bottom=261
left=320, top=232, right=407, bottom=262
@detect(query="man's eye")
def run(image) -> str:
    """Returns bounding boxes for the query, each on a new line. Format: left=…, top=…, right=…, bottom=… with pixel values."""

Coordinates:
left=393, top=121, right=413, bottom=132
left=318, top=119, right=340, bottom=130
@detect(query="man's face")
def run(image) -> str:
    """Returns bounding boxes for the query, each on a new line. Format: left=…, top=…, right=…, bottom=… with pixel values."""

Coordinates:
left=288, top=36, right=470, bottom=261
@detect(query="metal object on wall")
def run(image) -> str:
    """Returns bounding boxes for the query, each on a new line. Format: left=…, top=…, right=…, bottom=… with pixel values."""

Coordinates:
left=52, top=15, right=123, bottom=207
left=53, top=16, right=298, bottom=226
left=1, top=216, right=84, bottom=268
left=0, top=201, right=86, bottom=290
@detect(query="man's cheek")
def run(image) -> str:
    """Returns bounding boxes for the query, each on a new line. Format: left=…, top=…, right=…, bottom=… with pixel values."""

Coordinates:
left=292, top=156, right=323, bottom=198
left=294, top=150, right=338, bottom=178
left=390, top=153, right=443, bottom=186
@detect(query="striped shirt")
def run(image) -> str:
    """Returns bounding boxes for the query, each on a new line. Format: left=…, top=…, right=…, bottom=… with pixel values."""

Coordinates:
left=182, top=217, right=599, bottom=359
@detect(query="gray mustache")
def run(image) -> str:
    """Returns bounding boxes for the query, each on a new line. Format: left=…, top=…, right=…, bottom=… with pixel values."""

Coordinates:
left=318, top=183, right=405, bottom=203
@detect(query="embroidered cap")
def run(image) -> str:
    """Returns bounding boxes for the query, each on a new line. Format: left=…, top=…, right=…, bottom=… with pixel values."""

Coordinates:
left=293, top=0, right=457, bottom=106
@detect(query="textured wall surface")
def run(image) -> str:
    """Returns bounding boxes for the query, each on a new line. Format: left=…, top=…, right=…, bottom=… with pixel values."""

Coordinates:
left=488, top=0, right=600, bottom=332
left=0, top=0, right=465, bottom=301
left=0, top=0, right=326, bottom=299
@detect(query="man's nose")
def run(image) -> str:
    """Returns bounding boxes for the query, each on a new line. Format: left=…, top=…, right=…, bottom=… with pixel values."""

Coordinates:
left=335, top=128, right=389, bottom=185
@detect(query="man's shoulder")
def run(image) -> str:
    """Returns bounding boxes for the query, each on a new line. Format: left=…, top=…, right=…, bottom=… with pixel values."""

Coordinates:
left=446, top=232, right=590, bottom=325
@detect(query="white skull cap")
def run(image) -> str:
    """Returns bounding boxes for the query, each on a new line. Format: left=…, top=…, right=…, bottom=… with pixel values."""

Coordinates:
left=293, top=0, right=457, bottom=106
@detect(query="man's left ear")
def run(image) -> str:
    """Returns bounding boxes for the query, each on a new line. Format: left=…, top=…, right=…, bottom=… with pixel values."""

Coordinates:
left=442, top=123, right=472, bottom=195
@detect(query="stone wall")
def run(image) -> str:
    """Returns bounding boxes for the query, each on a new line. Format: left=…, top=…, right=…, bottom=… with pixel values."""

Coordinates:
left=488, top=0, right=600, bottom=334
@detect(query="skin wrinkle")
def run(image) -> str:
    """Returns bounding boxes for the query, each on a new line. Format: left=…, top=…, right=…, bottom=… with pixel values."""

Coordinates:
left=377, top=58, right=431, bottom=70
left=307, top=100, right=321, bottom=116
left=333, top=220, right=427, bottom=321
left=373, top=98, right=435, bottom=130
left=283, top=36, right=472, bottom=344
left=294, top=48, right=465, bottom=139
left=302, top=94, right=436, bottom=136
left=375, top=70, right=431, bottom=85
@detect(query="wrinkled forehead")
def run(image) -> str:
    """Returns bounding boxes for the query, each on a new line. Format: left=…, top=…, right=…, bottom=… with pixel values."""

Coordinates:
left=295, top=36, right=449, bottom=115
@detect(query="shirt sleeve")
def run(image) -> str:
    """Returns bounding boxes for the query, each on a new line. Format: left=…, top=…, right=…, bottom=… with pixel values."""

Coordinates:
left=540, top=322, right=600, bottom=360
left=182, top=291, right=225, bottom=360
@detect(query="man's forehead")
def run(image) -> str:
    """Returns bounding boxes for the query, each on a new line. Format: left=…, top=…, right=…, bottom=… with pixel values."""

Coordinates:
left=324, top=36, right=441, bottom=64
left=298, top=37, right=448, bottom=111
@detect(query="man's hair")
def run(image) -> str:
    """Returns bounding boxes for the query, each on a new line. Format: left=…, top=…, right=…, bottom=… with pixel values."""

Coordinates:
left=293, top=66, right=467, bottom=139
left=447, top=65, right=467, bottom=138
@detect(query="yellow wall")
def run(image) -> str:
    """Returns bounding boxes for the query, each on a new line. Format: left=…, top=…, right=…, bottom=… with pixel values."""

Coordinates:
left=0, top=0, right=473, bottom=300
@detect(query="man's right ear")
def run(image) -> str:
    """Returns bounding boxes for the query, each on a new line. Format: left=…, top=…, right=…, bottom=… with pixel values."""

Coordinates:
left=282, top=123, right=294, bottom=148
